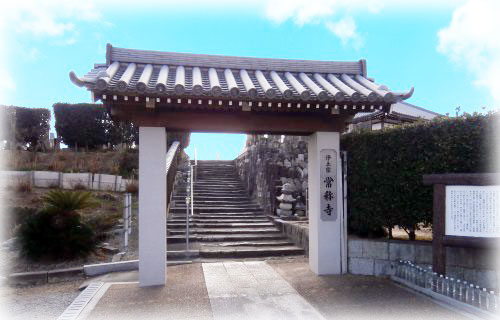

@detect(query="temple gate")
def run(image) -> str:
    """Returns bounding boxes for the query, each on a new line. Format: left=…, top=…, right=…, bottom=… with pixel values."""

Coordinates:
left=70, top=44, right=413, bottom=286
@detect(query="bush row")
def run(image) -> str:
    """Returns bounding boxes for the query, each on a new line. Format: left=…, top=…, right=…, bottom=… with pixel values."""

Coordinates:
left=2, top=103, right=190, bottom=151
left=1, top=106, right=51, bottom=151
left=341, top=113, right=498, bottom=239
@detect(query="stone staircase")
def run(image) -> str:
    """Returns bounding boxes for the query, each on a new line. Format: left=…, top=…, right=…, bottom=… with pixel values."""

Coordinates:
left=168, top=160, right=304, bottom=258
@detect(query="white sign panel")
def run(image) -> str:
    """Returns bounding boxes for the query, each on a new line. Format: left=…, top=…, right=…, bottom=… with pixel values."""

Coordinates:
left=445, top=185, right=500, bottom=237
left=320, top=149, right=337, bottom=221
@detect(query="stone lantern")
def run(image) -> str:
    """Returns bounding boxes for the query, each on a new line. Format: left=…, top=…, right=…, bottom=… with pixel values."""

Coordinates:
left=276, top=182, right=296, bottom=217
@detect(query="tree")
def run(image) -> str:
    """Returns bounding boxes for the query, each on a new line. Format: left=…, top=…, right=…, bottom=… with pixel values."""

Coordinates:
left=53, top=103, right=110, bottom=150
left=108, top=121, right=139, bottom=148
left=0, top=106, right=51, bottom=150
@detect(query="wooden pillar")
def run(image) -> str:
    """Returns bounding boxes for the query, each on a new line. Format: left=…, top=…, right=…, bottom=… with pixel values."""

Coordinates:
left=139, top=127, right=167, bottom=287
left=432, top=184, right=446, bottom=274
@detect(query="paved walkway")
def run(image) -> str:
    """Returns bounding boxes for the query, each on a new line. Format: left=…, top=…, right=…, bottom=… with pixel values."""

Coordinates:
left=75, top=258, right=472, bottom=320
left=203, top=261, right=323, bottom=320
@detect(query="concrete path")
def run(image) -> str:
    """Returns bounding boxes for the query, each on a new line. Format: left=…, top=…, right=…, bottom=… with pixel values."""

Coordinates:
left=203, top=261, right=324, bottom=320
left=66, top=258, right=473, bottom=320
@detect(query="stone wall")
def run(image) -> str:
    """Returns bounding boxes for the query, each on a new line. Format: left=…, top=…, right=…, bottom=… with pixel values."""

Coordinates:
left=235, top=135, right=308, bottom=217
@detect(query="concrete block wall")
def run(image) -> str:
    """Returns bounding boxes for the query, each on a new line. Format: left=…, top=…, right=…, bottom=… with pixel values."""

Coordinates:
left=1, top=170, right=134, bottom=192
left=349, top=238, right=498, bottom=290
left=32, top=171, right=60, bottom=188
left=347, top=239, right=432, bottom=277
left=277, top=220, right=498, bottom=290
left=61, top=173, right=93, bottom=189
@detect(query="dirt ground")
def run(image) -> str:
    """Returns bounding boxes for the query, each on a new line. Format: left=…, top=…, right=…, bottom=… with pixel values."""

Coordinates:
left=2, top=149, right=137, bottom=177
left=1, top=187, right=139, bottom=274
left=391, top=225, right=432, bottom=241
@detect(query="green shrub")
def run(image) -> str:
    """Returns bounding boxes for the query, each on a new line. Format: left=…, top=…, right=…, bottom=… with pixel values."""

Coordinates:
left=18, top=190, right=99, bottom=260
left=41, top=189, right=98, bottom=212
left=118, top=150, right=138, bottom=178
left=342, top=112, right=497, bottom=239
left=1, top=207, right=37, bottom=240
left=84, top=212, right=121, bottom=242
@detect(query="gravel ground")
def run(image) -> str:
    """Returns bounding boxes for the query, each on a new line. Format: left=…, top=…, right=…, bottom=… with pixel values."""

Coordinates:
left=0, top=280, right=82, bottom=319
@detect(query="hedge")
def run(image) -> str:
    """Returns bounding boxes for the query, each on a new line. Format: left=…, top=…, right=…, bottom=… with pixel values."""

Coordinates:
left=54, top=103, right=111, bottom=150
left=0, top=106, right=51, bottom=150
left=53, top=103, right=190, bottom=150
left=341, top=112, right=498, bottom=239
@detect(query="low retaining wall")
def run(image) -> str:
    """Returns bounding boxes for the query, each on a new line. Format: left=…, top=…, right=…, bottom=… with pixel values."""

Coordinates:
left=272, top=218, right=309, bottom=255
left=279, top=221, right=498, bottom=290
left=0, top=170, right=135, bottom=192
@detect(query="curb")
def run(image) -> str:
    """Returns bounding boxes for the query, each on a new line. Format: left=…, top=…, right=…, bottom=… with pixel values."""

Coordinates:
left=83, top=259, right=193, bottom=277
left=8, top=267, right=84, bottom=285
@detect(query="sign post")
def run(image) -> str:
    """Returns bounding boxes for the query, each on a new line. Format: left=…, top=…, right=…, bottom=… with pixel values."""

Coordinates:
left=423, top=173, right=500, bottom=275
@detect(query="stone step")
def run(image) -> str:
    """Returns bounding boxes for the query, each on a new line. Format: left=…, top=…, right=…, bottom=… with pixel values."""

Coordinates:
left=187, top=188, right=248, bottom=193
left=168, top=218, right=271, bottom=224
left=172, top=195, right=249, bottom=201
left=195, top=175, right=238, bottom=178
left=196, top=172, right=237, bottom=176
left=167, top=233, right=287, bottom=243
left=198, top=234, right=286, bottom=242
left=168, top=228, right=280, bottom=235
left=167, top=222, right=274, bottom=229
left=170, top=207, right=262, bottom=214
left=179, top=182, right=243, bottom=186
left=170, top=159, right=305, bottom=259
left=173, top=204, right=261, bottom=209
left=200, top=240, right=295, bottom=247
left=199, top=246, right=304, bottom=258
left=193, top=179, right=240, bottom=182
left=175, top=191, right=248, bottom=196
left=178, top=200, right=258, bottom=205
left=188, top=184, right=244, bottom=188
left=170, top=213, right=266, bottom=219
left=172, top=203, right=259, bottom=208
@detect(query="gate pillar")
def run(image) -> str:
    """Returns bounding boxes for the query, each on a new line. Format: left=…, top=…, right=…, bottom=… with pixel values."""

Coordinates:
left=308, top=132, right=347, bottom=275
left=139, top=127, right=167, bottom=286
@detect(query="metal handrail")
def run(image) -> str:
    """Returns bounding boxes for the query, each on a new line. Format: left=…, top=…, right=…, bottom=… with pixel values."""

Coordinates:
left=185, top=169, right=191, bottom=250
left=190, top=164, right=194, bottom=217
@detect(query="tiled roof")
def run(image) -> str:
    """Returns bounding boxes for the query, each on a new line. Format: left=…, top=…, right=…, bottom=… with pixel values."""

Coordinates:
left=70, top=44, right=413, bottom=105
left=352, top=101, right=440, bottom=123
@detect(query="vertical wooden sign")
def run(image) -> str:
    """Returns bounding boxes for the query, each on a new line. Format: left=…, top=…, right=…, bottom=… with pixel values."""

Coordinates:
left=320, top=149, right=337, bottom=221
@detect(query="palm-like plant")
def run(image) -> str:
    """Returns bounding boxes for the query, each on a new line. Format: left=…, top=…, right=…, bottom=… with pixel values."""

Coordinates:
left=19, top=190, right=99, bottom=260
left=41, top=190, right=99, bottom=213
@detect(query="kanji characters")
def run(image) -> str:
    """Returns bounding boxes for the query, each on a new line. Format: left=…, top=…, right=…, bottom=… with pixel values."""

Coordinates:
left=323, top=176, right=334, bottom=188
left=324, top=203, right=333, bottom=215
left=323, top=190, right=334, bottom=201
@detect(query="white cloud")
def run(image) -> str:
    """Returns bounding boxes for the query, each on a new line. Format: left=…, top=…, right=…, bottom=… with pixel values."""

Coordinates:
left=262, top=0, right=463, bottom=24
left=262, top=0, right=464, bottom=49
left=438, top=0, right=500, bottom=104
left=326, top=17, right=362, bottom=49
left=0, top=0, right=101, bottom=101
left=0, top=0, right=99, bottom=37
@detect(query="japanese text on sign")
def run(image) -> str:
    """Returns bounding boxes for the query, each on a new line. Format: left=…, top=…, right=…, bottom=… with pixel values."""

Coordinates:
left=445, top=185, right=500, bottom=237
left=320, top=149, right=337, bottom=221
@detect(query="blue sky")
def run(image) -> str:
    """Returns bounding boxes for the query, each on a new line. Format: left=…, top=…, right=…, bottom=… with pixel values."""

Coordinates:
left=1, top=0, right=498, bottom=159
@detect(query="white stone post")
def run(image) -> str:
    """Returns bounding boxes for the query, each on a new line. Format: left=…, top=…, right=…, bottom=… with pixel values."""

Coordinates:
left=139, top=127, right=167, bottom=286
left=308, top=132, right=347, bottom=275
